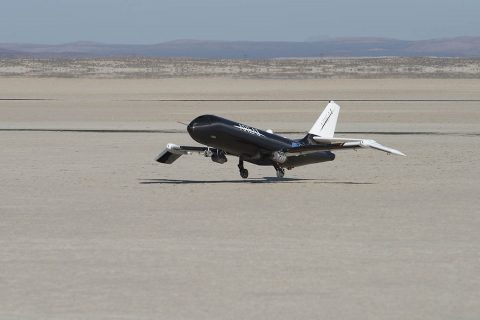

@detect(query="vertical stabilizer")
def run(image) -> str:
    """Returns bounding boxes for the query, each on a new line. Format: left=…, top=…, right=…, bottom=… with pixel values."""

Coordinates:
left=308, top=101, right=340, bottom=138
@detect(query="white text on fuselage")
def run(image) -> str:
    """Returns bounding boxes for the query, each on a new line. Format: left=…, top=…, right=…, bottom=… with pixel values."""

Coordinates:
left=234, top=124, right=264, bottom=137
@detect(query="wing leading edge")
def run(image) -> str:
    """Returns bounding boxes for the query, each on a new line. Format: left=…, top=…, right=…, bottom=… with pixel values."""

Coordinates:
left=312, top=136, right=405, bottom=156
left=284, top=137, right=405, bottom=156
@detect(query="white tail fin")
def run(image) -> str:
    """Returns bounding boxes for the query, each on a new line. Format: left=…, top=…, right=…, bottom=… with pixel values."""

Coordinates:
left=308, top=101, right=340, bottom=138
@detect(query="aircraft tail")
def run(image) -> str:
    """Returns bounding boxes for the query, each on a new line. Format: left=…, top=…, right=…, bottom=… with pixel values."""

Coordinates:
left=308, top=101, right=340, bottom=138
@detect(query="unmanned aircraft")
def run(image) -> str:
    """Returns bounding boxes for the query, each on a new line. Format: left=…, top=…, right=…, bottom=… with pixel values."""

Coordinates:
left=156, top=101, right=405, bottom=178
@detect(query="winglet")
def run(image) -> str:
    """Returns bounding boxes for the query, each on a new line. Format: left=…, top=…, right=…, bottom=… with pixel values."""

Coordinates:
left=156, top=143, right=184, bottom=164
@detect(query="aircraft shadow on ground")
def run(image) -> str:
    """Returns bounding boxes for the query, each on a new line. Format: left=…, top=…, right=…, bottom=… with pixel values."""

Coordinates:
left=139, top=178, right=374, bottom=185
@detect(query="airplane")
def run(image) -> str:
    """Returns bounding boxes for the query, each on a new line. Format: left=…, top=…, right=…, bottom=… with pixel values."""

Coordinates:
left=156, top=101, right=405, bottom=179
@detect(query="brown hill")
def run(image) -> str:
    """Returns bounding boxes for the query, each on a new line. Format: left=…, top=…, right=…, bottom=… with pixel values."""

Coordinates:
left=1, top=37, right=480, bottom=58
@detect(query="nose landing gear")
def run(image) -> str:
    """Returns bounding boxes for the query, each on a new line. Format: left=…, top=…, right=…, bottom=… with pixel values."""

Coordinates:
left=238, top=159, right=249, bottom=179
left=273, top=163, right=285, bottom=178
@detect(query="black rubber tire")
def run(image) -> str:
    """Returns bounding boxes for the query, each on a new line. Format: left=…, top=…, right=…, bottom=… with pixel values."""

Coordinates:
left=276, top=169, right=285, bottom=178
left=240, top=169, right=249, bottom=179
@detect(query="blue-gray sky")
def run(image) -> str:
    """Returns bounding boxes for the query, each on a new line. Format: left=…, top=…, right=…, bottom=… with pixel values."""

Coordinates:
left=1, top=0, right=478, bottom=44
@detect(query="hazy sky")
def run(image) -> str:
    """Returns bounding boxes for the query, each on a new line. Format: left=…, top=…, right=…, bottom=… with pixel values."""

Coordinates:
left=1, top=0, right=478, bottom=43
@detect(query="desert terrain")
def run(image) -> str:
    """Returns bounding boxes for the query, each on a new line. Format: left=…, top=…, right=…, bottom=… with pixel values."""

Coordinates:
left=1, top=69, right=480, bottom=319
left=1, top=57, right=480, bottom=79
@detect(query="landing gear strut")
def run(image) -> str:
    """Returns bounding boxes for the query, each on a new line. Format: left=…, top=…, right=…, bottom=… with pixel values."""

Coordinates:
left=238, top=159, right=249, bottom=179
left=273, top=163, right=285, bottom=178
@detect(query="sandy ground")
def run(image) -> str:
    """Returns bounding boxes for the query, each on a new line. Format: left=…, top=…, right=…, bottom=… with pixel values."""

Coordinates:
left=1, top=78, right=480, bottom=319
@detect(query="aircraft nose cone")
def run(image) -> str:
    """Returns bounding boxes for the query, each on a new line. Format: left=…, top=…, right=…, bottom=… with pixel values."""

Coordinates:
left=187, top=121, right=195, bottom=136
left=187, top=115, right=213, bottom=137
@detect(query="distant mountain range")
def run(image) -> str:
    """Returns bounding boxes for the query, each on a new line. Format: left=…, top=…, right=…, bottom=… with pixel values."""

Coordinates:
left=1, top=37, right=480, bottom=58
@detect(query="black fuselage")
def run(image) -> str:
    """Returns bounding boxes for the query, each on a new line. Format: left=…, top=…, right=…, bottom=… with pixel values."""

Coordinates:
left=187, top=115, right=335, bottom=168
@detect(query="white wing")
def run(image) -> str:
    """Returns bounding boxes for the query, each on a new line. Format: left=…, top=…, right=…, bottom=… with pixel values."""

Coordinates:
left=156, top=143, right=214, bottom=164
left=312, top=136, right=406, bottom=156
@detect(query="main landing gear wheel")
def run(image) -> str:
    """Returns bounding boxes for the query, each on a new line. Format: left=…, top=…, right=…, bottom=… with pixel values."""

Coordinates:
left=276, top=168, right=285, bottom=178
left=238, top=159, right=249, bottom=179
left=273, top=163, right=285, bottom=178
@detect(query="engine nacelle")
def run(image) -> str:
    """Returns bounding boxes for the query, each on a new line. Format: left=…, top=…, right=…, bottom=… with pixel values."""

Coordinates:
left=211, top=150, right=227, bottom=164
left=271, top=151, right=287, bottom=164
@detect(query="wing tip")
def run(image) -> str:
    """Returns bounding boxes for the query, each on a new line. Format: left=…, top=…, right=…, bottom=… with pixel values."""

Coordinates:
left=391, top=150, right=406, bottom=156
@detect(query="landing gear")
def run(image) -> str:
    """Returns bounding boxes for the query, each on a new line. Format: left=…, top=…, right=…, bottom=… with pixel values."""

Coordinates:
left=273, top=163, right=285, bottom=178
left=276, top=168, right=285, bottom=178
left=238, top=159, right=249, bottom=179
